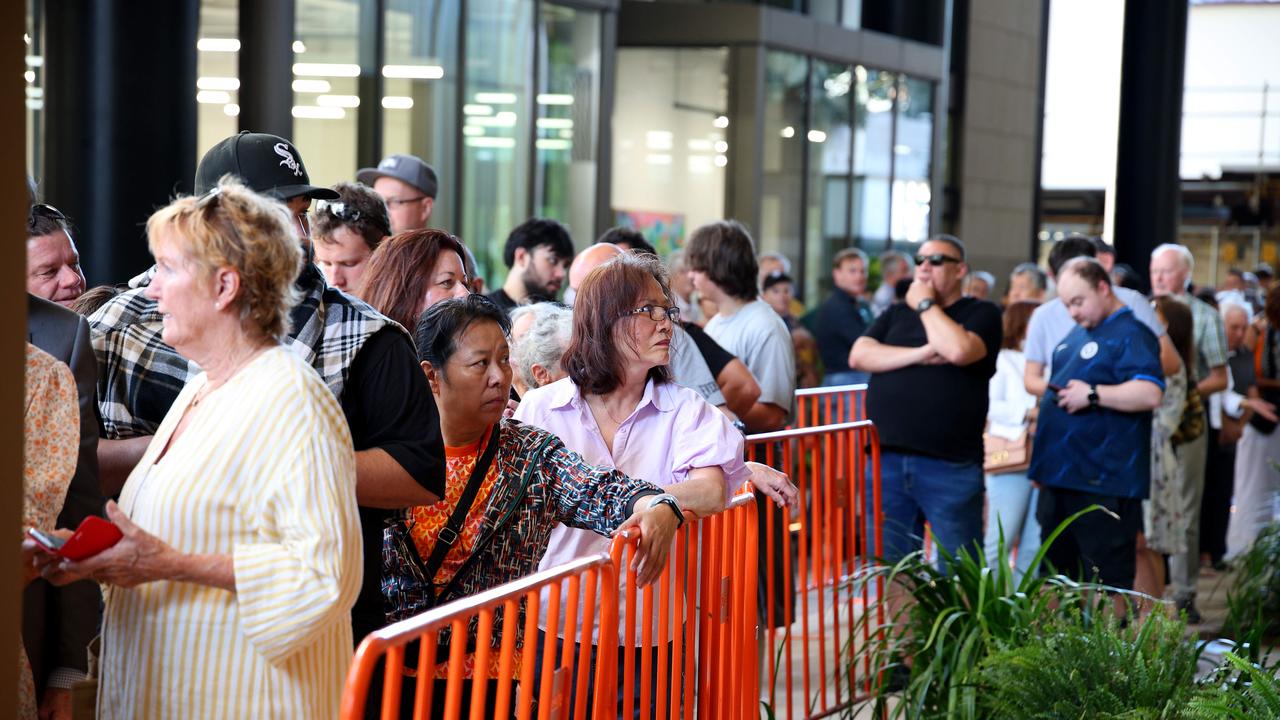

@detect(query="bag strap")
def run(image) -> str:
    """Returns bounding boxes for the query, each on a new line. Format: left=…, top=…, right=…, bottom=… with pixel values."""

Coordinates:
left=422, top=425, right=501, bottom=599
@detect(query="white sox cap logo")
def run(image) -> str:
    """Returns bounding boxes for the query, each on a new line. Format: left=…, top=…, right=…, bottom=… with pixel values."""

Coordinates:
left=273, top=143, right=304, bottom=177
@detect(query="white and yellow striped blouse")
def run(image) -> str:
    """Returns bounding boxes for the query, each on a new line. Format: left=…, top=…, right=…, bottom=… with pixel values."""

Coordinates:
left=98, top=346, right=363, bottom=719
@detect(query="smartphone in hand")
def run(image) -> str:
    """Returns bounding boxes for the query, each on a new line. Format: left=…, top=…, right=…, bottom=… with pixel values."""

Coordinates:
left=27, top=516, right=123, bottom=562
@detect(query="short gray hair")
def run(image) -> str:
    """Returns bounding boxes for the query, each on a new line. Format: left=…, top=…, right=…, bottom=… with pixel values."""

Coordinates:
left=968, top=270, right=996, bottom=288
left=1152, top=243, right=1195, bottom=275
left=758, top=251, right=792, bottom=274
left=1219, top=298, right=1252, bottom=323
left=510, top=303, right=572, bottom=391
left=1011, top=262, right=1048, bottom=291
left=879, top=250, right=915, bottom=276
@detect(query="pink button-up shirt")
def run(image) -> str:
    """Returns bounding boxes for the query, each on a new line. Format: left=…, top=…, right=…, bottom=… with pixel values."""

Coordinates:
left=514, top=376, right=750, bottom=642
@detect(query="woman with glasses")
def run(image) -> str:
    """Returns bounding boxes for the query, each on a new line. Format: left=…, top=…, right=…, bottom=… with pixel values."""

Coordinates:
left=312, top=181, right=392, bottom=293
left=515, top=252, right=795, bottom=716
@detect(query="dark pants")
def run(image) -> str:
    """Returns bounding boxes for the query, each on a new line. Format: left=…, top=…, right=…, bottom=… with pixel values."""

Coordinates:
left=533, top=630, right=675, bottom=719
left=752, top=442, right=796, bottom=628
left=1036, top=486, right=1142, bottom=591
left=1200, top=427, right=1236, bottom=563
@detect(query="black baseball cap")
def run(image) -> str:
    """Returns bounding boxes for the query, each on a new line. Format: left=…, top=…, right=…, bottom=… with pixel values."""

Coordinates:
left=195, top=131, right=339, bottom=201
left=356, top=154, right=439, bottom=198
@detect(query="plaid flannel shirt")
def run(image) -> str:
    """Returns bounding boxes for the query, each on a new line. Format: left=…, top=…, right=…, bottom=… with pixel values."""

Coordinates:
left=90, top=263, right=400, bottom=439
left=1178, top=292, right=1229, bottom=382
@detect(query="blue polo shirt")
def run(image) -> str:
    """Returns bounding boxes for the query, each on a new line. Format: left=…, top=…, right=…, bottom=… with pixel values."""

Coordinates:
left=1028, top=306, right=1164, bottom=498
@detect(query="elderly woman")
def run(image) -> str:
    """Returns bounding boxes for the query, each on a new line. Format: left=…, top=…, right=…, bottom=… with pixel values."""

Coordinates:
left=509, top=302, right=573, bottom=396
left=514, top=253, right=796, bottom=715
left=37, top=180, right=363, bottom=718
left=356, top=228, right=470, bottom=331
left=379, top=294, right=680, bottom=714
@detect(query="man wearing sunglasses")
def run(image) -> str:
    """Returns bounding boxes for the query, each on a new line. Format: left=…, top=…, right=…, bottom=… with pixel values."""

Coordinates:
left=312, top=181, right=392, bottom=294
left=850, top=235, right=1003, bottom=566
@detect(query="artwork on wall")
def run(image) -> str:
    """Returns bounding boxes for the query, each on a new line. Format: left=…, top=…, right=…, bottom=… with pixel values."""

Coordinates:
left=613, top=209, right=686, bottom=256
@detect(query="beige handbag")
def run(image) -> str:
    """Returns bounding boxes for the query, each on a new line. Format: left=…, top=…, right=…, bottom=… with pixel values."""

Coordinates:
left=983, top=421, right=1034, bottom=475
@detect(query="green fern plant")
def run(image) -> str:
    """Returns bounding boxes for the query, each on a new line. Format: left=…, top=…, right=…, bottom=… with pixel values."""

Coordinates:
left=1185, top=651, right=1280, bottom=718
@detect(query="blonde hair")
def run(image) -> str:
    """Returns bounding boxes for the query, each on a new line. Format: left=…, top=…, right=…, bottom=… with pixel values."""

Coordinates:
left=146, top=176, right=303, bottom=340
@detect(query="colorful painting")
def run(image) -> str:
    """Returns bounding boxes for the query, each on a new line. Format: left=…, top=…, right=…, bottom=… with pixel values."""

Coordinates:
left=613, top=209, right=686, bottom=256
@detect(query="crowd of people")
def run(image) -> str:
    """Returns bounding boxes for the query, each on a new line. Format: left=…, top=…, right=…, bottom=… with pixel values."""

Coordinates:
left=16, top=125, right=1279, bottom=719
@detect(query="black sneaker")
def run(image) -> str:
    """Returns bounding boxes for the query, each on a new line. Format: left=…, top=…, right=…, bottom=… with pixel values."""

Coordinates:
left=1177, top=598, right=1203, bottom=625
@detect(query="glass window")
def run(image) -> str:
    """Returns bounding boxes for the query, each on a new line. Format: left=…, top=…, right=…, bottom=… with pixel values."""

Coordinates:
left=806, top=60, right=855, bottom=305
left=464, top=0, right=534, bottom=284
left=612, top=48, right=728, bottom=255
left=853, top=66, right=895, bottom=249
left=25, top=3, right=43, bottom=179
left=759, top=51, right=807, bottom=295
left=535, top=5, right=601, bottom=246
left=890, top=75, right=933, bottom=245
left=293, top=0, right=361, bottom=186
left=382, top=0, right=460, bottom=231
left=195, top=0, right=239, bottom=162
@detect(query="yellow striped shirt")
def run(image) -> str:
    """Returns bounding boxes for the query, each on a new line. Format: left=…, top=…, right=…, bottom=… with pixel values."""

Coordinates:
left=98, top=346, right=363, bottom=719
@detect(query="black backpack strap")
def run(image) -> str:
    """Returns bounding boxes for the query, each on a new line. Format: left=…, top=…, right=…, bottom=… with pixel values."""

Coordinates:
left=422, top=425, right=502, bottom=600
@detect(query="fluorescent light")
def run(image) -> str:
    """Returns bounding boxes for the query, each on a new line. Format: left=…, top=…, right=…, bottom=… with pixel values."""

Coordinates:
left=536, top=93, right=574, bottom=105
left=382, top=96, right=414, bottom=109
left=467, top=114, right=517, bottom=127
left=462, top=126, right=484, bottom=136
left=807, top=130, right=827, bottom=143
left=383, top=64, right=444, bottom=79
left=463, top=104, right=493, bottom=116
left=197, top=76, right=240, bottom=91
left=713, top=115, right=729, bottom=128
left=474, top=92, right=517, bottom=104
left=292, top=105, right=346, bottom=119
left=197, top=38, right=240, bottom=53
left=559, top=129, right=572, bottom=139
left=292, top=79, right=331, bottom=93
left=24, top=70, right=35, bottom=83
left=223, top=103, right=240, bottom=117
left=292, top=40, right=307, bottom=54
left=536, top=138, right=571, bottom=150
left=645, top=154, right=673, bottom=166
left=25, top=55, right=43, bottom=67
left=645, top=131, right=673, bottom=150
left=714, top=140, right=728, bottom=153
left=780, top=126, right=795, bottom=138
left=25, top=99, right=43, bottom=111
left=687, top=139, right=713, bottom=151
left=466, top=137, right=517, bottom=148
left=26, top=87, right=43, bottom=99
left=317, top=94, right=360, bottom=108
left=536, top=118, right=573, bottom=129
left=197, top=90, right=231, bottom=104
left=293, top=63, right=360, bottom=77
left=894, top=144, right=911, bottom=155
left=714, top=155, right=728, bottom=167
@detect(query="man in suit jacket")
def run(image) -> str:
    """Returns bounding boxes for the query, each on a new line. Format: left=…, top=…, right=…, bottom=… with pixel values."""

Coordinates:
left=26, top=294, right=103, bottom=718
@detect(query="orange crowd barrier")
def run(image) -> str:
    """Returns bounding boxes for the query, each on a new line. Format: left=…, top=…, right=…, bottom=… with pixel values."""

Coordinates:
left=341, top=553, right=620, bottom=720
left=744, top=420, right=884, bottom=720
left=606, top=493, right=760, bottom=720
left=792, top=384, right=867, bottom=428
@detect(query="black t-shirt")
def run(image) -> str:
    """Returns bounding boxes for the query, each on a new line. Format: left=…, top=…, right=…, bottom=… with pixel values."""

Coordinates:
left=341, top=326, right=447, bottom=637
left=486, top=288, right=518, bottom=312
left=682, top=321, right=736, bottom=378
left=864, top=297, right=1003, bottom=463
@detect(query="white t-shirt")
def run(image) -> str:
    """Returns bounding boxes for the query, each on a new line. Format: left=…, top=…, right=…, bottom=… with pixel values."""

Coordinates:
left=705, top=298, right=796, bottom=417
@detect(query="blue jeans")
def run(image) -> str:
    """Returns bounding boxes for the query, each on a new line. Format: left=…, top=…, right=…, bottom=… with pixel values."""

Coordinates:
left=983, top=471, right=1040, bottom=586
left=867, top=450, right=984, bottom=569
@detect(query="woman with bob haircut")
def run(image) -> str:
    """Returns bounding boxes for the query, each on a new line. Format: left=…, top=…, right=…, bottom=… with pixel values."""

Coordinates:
left=356, top=228, right=471, bottom=331
left=34, top=178, right=363, bottom=718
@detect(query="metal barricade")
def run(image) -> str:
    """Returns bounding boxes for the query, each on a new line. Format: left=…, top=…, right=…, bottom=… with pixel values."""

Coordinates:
left=605, top=493, right=759, bottom=720
left=744, top=421, right=884, bottom=720
left=792, top=384, right=867, bottom=428
left=341, top=554, right=620, bottom=720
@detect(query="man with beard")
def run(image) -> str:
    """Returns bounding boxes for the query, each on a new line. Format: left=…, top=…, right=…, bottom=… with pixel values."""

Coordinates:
left=487, top=218, right=575, bottom=310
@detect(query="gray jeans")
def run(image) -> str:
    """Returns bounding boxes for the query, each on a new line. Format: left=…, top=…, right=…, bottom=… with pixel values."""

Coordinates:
left=1169, top=427, right=1209, bottom=602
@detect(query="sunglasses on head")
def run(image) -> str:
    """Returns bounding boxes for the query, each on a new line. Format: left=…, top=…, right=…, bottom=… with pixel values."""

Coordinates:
left=316, top=200, right=391, bottom=236
left=914, top=253, right=962, bottom=267
left=28, top=203, right=68, bottom=233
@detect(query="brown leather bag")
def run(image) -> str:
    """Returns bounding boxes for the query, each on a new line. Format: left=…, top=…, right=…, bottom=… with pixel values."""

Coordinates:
left=983, top=421, right=1035, bottom=475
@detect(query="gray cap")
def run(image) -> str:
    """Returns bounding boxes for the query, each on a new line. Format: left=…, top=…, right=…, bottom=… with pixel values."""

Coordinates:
left=356, top=154, right=438, bottom=198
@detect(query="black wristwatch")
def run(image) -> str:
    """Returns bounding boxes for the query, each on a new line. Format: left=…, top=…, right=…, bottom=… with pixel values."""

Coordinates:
left=647, top=493, right=685, bottom=527
left=1087, top=385, right=1100, bottom=408
left=915, top=298, right=936, bottom=313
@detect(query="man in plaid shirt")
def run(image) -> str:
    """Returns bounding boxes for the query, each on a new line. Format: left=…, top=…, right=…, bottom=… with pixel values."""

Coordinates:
left=90, top=131, right=447, bottom=644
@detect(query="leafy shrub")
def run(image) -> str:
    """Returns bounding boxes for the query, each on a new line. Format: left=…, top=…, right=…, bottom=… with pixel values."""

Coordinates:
left=1185, top=651, right=1280, bottom=719
left=978, top=611, right=1203, bottom=719
left=1222, top=522, right=1280, bottom=644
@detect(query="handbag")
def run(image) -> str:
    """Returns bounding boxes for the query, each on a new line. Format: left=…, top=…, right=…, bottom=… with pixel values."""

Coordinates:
left=1171, top=385, right=1205, bottom=447
left=983, top=420, right=1035, bottom=475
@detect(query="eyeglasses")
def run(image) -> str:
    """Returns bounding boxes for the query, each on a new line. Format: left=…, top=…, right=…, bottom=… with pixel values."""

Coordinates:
left=28, top=203, right=68, bottom=233
left=914, top=253, right=962, bottom=267
left=385, top=195, right=428, bottom=208
left=316, top=199, right=391, bottom=236
left=626, top=304, right=681, bottom=323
